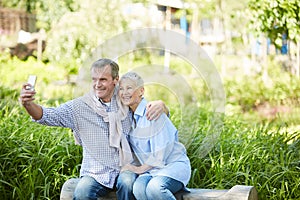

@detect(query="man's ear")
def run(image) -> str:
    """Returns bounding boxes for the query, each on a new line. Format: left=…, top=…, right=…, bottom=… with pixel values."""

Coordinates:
left=114, top=76, right=119, bottom=85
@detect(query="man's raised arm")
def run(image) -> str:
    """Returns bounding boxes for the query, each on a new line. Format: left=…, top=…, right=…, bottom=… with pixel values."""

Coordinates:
left=19, top=83, right=43, bottom=120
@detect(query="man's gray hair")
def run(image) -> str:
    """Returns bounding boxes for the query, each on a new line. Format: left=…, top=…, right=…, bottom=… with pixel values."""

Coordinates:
left=120, top=72, right=144, bottom=87
left=91, top=58, right=119, bottom=79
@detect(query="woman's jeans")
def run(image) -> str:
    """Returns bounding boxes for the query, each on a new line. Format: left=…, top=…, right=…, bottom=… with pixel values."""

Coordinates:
left=117, top=171, right=183, bottom=200
left=73, top=176, right=111, bottom=200
left=133, top=174, right=183, bottom=200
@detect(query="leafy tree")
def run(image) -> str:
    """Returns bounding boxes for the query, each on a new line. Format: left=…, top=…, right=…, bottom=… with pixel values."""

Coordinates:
left=1, top=0, right=128, bottom=72
left=0, top=0, right=37, bottom=13
left=35, top=0, right=79, bottom=31
left=0, top=0, right=78, bottom=31
left=44, top=0, right=128, bottom=72
left=248, top=0, right=300, bottom=48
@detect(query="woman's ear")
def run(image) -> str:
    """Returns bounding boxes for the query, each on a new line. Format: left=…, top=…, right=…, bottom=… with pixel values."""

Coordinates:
left=139, top=87, right=145, bottom=97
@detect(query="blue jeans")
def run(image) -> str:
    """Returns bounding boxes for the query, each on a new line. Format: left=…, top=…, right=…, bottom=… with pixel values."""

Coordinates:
left=133, top=174, right=183, bottom=200
left=73, top=176, right=111, bottom=200
left=116, top=171, right=138, bottom=200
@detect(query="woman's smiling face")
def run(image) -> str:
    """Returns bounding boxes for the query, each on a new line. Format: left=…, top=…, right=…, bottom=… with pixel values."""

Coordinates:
left=119, top=78, right=144, bottom=111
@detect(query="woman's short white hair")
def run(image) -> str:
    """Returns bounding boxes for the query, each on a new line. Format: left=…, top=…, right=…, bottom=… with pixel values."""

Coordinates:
left=120, top=71, right=144, bottom=87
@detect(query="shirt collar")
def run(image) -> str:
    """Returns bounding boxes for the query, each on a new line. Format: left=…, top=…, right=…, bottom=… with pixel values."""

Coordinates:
left=134, top=98, right=147, bottom=117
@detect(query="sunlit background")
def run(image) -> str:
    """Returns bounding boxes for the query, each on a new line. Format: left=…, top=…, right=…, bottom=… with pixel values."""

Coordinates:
left=0, top=0, right=299, bottom=199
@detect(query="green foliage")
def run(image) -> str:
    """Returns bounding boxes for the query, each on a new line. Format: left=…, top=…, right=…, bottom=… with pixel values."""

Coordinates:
left=0, top=86, right=19, bottom=100
left=248, top=0, right=300, bottom=47
left=1, top=0, right=129, bottom=75
left=35, top=0, right=79, bottom=31
left=0, top=99, right=299, bottom=199
left=0, top=56, right=74, bottom=101
left=172, top=104, right=300, bottom=200
left=0, top=100, right=82, bottom=199
left=44, top=0, right=128, bottom=71
left=0, top=0, right=38, bottom=13
left=179, top=107, right=300, bottom=199
left=225, top=74, right=300, bottom=110
left=0, top=0, right=78, bottom=30
left=224, top=61, right=300, bottom=125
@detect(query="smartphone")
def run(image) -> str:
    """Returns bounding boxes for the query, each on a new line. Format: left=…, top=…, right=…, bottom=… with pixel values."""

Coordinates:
left=26, top=75, right=37, bottom=91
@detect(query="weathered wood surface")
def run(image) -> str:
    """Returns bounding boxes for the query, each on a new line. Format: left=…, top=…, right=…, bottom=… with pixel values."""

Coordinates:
left=60, top=178, right=258, bottom=200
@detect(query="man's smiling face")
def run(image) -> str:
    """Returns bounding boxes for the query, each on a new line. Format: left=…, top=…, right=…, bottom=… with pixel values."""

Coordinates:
left=91, top=65, right=118, bottom=102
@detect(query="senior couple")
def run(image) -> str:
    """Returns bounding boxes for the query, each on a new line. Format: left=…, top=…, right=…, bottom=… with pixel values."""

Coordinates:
left=19, top=58, right=191, bottom=200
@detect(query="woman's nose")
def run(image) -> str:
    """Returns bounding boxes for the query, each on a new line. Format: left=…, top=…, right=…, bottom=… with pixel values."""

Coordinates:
left=124, top=89, right=130, bottom=94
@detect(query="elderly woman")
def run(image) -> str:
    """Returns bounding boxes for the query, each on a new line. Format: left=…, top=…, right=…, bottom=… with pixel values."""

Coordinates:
left=116, top=71, right=191, bottom=200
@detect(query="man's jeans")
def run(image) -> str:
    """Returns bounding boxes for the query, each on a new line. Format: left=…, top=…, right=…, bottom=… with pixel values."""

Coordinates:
left=116, top=170, right=138, bottom=200
left=73, top=176, right=111, bottom=200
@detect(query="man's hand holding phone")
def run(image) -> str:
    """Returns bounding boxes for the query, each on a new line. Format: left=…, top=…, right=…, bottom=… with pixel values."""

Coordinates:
left=20, top=75, right=37, bottom=106
left=26, top=75, right=37, bottom=91
left=19, top=75, right=43, bottom=120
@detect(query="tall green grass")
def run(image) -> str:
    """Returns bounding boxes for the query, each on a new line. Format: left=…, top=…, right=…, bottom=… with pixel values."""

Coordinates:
left=0, top=91, right=82, bottom=199
left=1, top=99, right=298, bottom=199
left=179, top=107, right=299, bottom=199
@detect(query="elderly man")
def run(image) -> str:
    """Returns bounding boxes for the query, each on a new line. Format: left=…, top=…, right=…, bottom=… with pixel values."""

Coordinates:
left=19, top=58, right=168, bottom=200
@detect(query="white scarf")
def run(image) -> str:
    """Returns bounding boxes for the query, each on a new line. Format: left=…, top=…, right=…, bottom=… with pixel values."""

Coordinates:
left=80, top=90, right=133, bottom=166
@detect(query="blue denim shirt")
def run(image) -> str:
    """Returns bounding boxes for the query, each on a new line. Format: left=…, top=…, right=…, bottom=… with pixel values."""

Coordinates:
left=127, top=98, right=191, bottom=186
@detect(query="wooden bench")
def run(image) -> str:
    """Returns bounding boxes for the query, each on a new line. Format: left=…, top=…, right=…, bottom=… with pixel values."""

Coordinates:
left=60, top=178, right=258, bottom=200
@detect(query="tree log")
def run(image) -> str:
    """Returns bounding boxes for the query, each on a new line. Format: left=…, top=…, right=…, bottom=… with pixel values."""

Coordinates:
left=60, top=178, right=258, bottom=200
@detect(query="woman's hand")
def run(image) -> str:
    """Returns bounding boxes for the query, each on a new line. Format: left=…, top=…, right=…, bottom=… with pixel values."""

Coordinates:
left=121, top=164, right=135, bottom=172
left=121, top=164, right=152, bottom=175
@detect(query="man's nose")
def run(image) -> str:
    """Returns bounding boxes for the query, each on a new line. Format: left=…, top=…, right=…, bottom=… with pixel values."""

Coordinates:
left=95, top=80, right=102, bottom=87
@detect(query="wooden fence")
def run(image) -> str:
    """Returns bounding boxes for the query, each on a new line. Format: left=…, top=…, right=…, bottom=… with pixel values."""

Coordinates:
left=0, top=7, right=36, bottom=35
